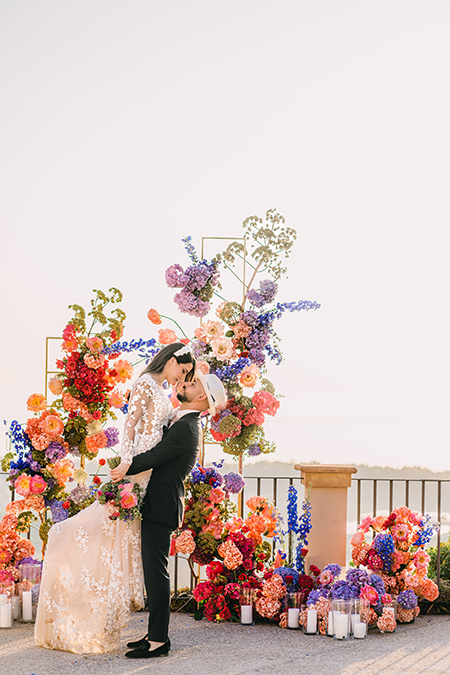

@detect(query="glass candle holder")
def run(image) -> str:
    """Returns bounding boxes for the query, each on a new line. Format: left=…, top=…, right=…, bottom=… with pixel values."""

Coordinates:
left=0, top=587, right=12, bottom=629
left=301, top=604, right=318, bottom=635
left=351, top=598, right=370, bottom=639
left=332, top=599, right=351, bottom=640
left=240, top=588, right=254, bottom=625
left=286, top=593, right=301, bottom=629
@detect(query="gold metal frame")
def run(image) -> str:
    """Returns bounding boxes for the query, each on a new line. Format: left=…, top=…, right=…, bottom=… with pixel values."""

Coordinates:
left=44, top=337, right=63, bottom=399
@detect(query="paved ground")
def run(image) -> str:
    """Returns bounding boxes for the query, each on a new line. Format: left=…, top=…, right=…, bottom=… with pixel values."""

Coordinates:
left=1, top=611, right=450, bottom=675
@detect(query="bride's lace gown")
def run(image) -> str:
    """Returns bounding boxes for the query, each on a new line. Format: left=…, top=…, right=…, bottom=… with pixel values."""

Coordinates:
left=35, top=374, right=173, bottom=653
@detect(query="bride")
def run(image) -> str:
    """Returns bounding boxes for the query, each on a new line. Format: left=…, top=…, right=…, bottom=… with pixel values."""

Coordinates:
left=35, top=343, right=196, bottom=653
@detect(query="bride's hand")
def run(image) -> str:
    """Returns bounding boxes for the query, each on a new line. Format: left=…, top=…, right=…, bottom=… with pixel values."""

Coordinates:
left=110, top=462, right=131, bottom=483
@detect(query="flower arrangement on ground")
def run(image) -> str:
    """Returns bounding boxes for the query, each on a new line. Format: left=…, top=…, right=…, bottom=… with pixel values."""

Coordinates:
left=350, top=507, right=440, bottom=622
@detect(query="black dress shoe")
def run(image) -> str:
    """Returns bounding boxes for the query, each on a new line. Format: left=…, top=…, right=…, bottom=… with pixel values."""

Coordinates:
left=126, top=634, right=148, bottom=649
left=125, top=640, right=171, bottom=659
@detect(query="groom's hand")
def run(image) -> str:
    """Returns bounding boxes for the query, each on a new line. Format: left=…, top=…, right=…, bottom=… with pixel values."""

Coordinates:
left=110, top=462, right=131, bottom=482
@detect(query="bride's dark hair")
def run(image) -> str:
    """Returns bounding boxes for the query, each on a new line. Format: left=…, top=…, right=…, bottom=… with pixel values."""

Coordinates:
left=140, top=342, right=196, bottom=381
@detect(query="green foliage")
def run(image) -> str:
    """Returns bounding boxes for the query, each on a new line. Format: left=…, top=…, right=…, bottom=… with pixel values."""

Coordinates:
left=16, top=510, right=37, bottom=533
left=428, top=538, right=450, bottom=581
left=260, top=378, right=275, bottom=395
left=220, top=424, right=276, bottom=457
left=68, top=287, right=126, bottom=341
left=1, top=452, right=13, bottom=473
left=39, top=520, right=52, bottom=545
left=222, top=208, right=297, bottom=281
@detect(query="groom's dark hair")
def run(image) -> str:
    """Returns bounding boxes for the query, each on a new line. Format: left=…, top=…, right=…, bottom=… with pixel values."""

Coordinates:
left=140, top=342, right=196, bottom=381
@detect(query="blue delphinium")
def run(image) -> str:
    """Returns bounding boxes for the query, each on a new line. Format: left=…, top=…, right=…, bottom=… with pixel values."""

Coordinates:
left=273, top=566, right=299, bottom=593
left=373, top=533, right=395, bottom=572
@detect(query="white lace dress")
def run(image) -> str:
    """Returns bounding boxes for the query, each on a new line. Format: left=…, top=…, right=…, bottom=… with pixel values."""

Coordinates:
left=34, top=374, right=173, bottom=654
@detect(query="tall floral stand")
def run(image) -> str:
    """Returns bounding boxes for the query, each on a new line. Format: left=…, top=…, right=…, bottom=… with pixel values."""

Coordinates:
left=294, top=464, right=357, bottom=571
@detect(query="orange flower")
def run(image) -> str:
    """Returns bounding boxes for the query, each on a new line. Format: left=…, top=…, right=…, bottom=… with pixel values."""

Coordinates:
left=85, top=431, right=108, bottom=454
left=51, top=457, right=75, bottom=484
left=158, top=328, right=178, bottom=345
left=48, top=376, right=63, bottom=395
left=86, top=336, right=103, bottom=352
left=41, top=414, right=64, bottom=437
left=239, top=364, right=260, bottom=388
left=108, top=390, right=124, bottom=408
left=147, top=309, right=162, bottom=324
left=27, top=393, right=47, bottom=412
left=62, top=392, right=81, bottom=412
left=62, top=337, right=78, bottom=352
left=113, top=359, right=134, bottom=383
left=371, top=516, right=387, bottom=532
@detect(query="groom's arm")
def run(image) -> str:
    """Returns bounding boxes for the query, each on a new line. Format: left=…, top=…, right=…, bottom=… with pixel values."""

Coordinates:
left=125, top=419, right=200, bottom=475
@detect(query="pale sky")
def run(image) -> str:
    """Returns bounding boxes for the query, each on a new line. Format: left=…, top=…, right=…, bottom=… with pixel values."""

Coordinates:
left=1, top=0, right=449, bottom=471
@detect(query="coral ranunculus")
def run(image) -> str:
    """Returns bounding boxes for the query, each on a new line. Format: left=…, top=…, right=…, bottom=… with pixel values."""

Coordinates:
left=41, top=414, right=64, bottom=437
left=113, top=359, right=133, bottom=383
left=27, top=393, right=47, bottom=412
left=62, top=337, right=78, bottom=352
left=147, top=309, right=162, bottom=324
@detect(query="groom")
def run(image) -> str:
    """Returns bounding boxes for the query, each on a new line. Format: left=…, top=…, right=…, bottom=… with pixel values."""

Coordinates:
left=111, top=371, right=226, bottom=659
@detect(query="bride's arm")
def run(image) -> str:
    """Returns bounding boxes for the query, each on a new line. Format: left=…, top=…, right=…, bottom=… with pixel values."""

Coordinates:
left=112, top=378, right=155, bottom=480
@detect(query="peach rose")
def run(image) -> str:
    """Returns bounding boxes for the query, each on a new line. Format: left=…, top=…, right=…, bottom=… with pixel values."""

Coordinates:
left=239, top=364, right=260, bottom=388
left=41, top=414, right=64, bottom=437
left=196, top=361, right=210, bottom=375
left=351, top=531, right=365, bottom=546
left=202, top=320, right=224, bottom=341
left=52, top=457, right=75, bottom=484
left=48, top=376, right=63, bottom=395
left=211, top=336, right=234, bottom=361
left=14, top=474, right=31, bottom=497
left=27, top=393, right=47, bottom=412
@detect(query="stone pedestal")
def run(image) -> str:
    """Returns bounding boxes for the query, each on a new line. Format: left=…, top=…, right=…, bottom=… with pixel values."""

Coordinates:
left=294, top=464, right=357, bottom=572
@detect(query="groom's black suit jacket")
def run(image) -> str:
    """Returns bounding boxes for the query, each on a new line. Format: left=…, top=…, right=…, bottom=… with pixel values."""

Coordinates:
left=126, top=411, right=202, bottom=531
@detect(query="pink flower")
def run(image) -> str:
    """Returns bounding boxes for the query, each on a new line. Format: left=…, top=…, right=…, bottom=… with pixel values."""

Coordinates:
left=359, top=516, right=372, bottom=533
left=319, top=569, right=333, bottom=585
left=175, top=530, right=196, bottom=556
left=41, top=414, right=64, bottom=437
left=239, top=364, right=260, bottom=388
left=414, top=549, right=430, bottom=571
left=14, top=474, right=31, bottom=497
left=211, top=337, right=234, bottom=361
left=217, top=540, right=243, bottom=570
left=29, top=475, right=47, bottom=494
left=108, top=390, right=124, bottom=408
left=86, top=336, right=103, bottom=352
left=209, top=488, right=225, bottom=504
left=381, top=594, right=392, bottom=604
left=202, top=320, right=224, bottom=342
left=52, top=457, right=75, bottom=484
left=392, top=523, right=411, bottom=541
left=360, top=584, right=379, bottom=606
left=62, top=337, right=78, bottom=352
left=121, top=492, right=138, bottom=509
left=351, top=531, right=365, bottom=546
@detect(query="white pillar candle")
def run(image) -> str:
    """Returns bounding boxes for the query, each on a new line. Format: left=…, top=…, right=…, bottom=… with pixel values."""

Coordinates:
left=334, top=613, right=348, bottom=639
left=240, top=605, right=253, bottom=624
left=22, top=591, right=33, bottom=621
left=0, top=603, right=11, bottom=628
left=288, top=608, right=300, bottom=628
left=327, top=611, right=334, bottom=636
left=306, top=608, right=317, bottom=633
left=0, top=595, right=7, bottom=605
left=351, top=613, right=360, bottom=632
left=353, top=621, right=367, bottom=639
left=11, top=597, right=20, bottom=621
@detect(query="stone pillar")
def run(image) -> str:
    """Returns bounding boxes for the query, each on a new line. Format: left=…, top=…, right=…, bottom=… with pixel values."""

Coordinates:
left=294, top=464, right=357, bottom=572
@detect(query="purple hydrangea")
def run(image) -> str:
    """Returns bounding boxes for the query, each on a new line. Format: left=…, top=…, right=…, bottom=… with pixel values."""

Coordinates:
left=165, top=264, right=184, bottom=287
left=223, top=472, right=245, bottom=494
left=70, top=445, right=81, bottom=457
left=174, top=290, right=210, bottom=317
left=345, top=567, right=369, bottom=596
left=368, top=573, right=386, bottom=598
left=191, top=340, right=208, bottom=359
left=16, top=556, right=42, bottom=569
left=104, top=427, right=120, bottom=447
left=306, top=589, right=325, bottom=606
left=323, top=563, right=342, bottom=579
left=248, top=443, right=262, bottom=457
left=190, top=465, right=223, bottom=488
left=247, top=348, right=265, bottom=367
left=240, top=310, right=259, bottom=327
left=180, top=264, right=213, bottom=291
left=247, top=279, right=278, bottom=308
left=398, top=590, right=418, bottom=610
left=50, top=500, right=69, bottom=523
left=45, top=442, right=67, bottom=463
left=69, top=484, right=92, bottom=505
left=330, top=580, right=355, bottom=600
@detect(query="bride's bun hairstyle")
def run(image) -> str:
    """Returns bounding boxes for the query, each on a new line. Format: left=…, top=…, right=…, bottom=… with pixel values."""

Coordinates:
left=140, top=342, right=196, bottom=381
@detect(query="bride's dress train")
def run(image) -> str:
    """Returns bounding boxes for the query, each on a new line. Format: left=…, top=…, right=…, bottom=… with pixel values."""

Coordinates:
left=34, top=374, right=173, bottom=653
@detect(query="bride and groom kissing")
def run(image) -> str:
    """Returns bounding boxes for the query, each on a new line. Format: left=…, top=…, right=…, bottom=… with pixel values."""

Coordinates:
left=35, top=343, right=227, bottom=659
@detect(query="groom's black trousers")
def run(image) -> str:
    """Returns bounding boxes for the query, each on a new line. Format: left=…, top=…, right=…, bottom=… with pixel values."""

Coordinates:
left=141, top=518, right=172, bottom=643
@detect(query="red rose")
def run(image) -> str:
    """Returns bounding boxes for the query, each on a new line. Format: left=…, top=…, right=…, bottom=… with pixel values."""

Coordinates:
left=243, top=559, right=253, bottom=570
left=62, top=501, right=70, bottom=509
left=99, top=458, right=106, bottom=466
left=93, top=476, right=101, bottom=485
left=238, top=574, right=247, bottom=582
left=301, top=548, right=308, bottom=556
left=92, top=411, right=101, bottom=420
left=257, top=562, right=264, bottom=572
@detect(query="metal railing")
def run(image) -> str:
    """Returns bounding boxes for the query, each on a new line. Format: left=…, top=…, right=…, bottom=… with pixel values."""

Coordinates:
left=1, top=473, right=446, bottom=596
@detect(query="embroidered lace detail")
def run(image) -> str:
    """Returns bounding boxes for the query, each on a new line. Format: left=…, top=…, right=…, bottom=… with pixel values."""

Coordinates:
left=34, top=375, right=173, bottom=654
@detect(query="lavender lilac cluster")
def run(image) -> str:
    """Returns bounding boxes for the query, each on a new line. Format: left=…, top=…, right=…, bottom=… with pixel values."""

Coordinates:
left=104, top=427, right=119, bottom=447
left=69, top=484, right=93, bottom=505
left=247, top=443, right=262, bottom=457
left=50, top=500, right=69, bottom=523
left=247, top=279, right=278, bottom=308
